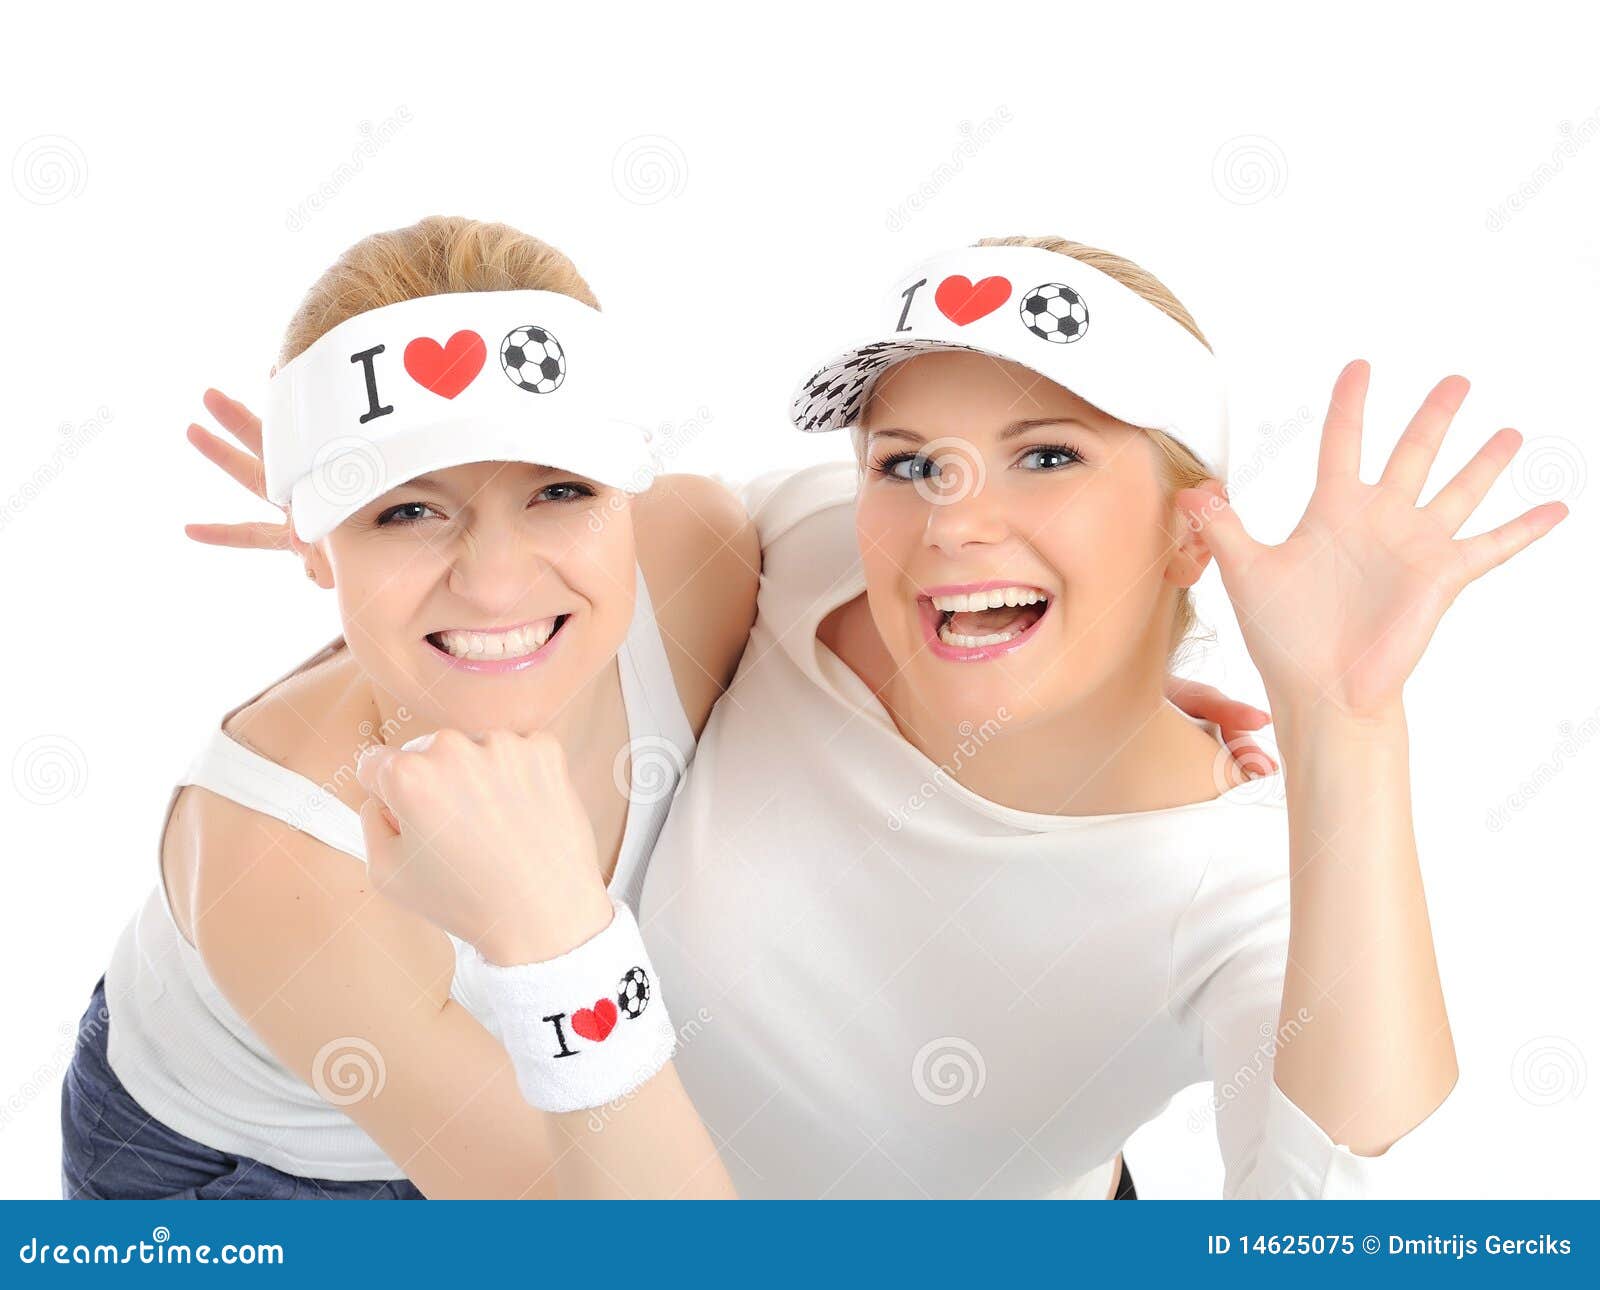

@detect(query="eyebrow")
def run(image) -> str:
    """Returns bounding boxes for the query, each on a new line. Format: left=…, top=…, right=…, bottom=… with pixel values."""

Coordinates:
left=864, top=417, right=1096, bottom=445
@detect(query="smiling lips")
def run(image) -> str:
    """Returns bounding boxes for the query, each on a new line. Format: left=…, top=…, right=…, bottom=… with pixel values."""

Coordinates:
left=921, top=582, right=1053, bottom=661
left=425, top=614, right=569, bottom=673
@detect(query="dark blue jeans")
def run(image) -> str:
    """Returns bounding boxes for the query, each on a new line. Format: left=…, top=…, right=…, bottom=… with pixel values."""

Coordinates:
left=61, top=976, right=425, bottom=1200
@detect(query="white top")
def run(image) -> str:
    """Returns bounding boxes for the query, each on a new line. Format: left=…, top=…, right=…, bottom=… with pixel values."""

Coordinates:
left=104, top=564, right=695, bottom=1182
left=638, top=462, right=1435, bottom=1199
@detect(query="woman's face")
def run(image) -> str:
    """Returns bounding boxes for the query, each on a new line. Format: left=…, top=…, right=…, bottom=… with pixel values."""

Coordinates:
left=855, top=350, right=1204, bottom=729
left=315, top=460, right=635, bottom=733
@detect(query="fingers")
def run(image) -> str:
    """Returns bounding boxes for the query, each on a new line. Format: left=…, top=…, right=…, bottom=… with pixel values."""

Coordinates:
left=1164, top=677, right=1271, bottom=728
left=201, top=388, right=264, bottom=455
left=187, top=423, right=269, bottom=499
left=1174, top=484, right=1259, bottom=578
left=1455, top=501, right=1569, bottom=584
left=183, top=521, right=294, bottom=550
left=1426, top=427, right=1522, bottom=534
left=1315, top=359, right=1371, bottom=483
left=1224, top=735, right=1279, bottom=778
left=1378, top=374, right=1471, bottom=503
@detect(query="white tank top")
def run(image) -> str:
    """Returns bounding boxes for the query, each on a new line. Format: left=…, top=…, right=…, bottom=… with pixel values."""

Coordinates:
left=104, top=564, right=695, bottom=1181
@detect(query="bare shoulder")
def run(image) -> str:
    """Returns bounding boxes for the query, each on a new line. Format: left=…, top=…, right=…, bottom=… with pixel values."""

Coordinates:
left=164, top=645, right=454, bottom=1004
left=631, top=473, right=760, bottom=733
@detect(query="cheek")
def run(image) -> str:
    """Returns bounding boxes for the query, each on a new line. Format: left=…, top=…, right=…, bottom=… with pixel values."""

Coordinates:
left=1017, top=477, right=1171, bottom=606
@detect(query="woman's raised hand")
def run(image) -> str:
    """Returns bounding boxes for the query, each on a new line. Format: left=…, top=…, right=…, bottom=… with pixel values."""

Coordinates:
left=1178, top=360, right=1568, bottom=723
left=354, top=729, right=616, bottom=966
left=183, top=388, right=307, bottom=556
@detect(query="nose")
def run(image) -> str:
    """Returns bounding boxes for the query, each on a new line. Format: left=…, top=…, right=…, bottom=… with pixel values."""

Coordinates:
left=920, top=450, right=1008, bottom=556
left=444, top=513, right=553, bottom=616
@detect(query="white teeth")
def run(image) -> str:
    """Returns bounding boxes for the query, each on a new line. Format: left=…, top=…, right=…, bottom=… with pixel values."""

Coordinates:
left=929, top=586, right=1048, bottom=613
left=435, top=618, right=558, bottom=661
left=938, top=622, right=1024, bottom=648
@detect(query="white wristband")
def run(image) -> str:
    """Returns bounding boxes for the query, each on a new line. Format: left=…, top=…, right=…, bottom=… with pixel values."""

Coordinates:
left=475, top=897, right=676, bottom=1113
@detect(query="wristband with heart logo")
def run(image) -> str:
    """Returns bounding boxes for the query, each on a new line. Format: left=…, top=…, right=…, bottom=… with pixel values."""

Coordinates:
left=474, top=897, right=676, bottom=1113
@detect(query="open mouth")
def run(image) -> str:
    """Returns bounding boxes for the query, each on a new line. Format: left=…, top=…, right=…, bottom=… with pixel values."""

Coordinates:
left=920, top=584, right=1053, bottom=659
left=425, top=614, right=570, bottom=670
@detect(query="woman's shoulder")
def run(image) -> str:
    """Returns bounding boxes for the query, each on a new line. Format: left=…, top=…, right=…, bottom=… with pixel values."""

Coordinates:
left=632, top=473, right=761, bottom=734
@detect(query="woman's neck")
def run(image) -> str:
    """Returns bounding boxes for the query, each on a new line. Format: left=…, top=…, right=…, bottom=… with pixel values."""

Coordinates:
left=825, top=594, right=1225, bottom=817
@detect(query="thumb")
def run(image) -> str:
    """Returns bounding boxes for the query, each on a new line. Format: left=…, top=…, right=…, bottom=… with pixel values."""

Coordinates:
left=1175, top=483, right=1256, bottom=576
left=358, top=796, right=402, bottom=875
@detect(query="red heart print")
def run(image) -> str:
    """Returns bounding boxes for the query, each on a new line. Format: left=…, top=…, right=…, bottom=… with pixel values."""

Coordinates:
left=571, top=998, right=619, bottom=1043
left=934, top=275, right=1012, bottom=325
left=403, top=330, right=486, bottom=398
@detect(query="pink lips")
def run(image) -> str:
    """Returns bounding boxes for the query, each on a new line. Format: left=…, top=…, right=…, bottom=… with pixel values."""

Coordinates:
left=425, top=615, right=569, bottom=674
left=918, top=581, right=1053, bottom=663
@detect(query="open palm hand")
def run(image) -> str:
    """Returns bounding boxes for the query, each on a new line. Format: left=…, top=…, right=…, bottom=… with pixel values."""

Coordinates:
left=1179, top=361, right=1567, bottom=720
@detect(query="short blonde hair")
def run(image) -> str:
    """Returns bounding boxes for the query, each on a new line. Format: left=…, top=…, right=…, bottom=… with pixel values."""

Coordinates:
left=278, top=215, right=597, bottom=367
left=852, top=234, right=1216, bottom=663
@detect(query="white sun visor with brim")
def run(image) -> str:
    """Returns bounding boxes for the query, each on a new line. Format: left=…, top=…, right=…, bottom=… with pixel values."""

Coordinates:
left=790, top=243, right=1230, bottom=478
left=263, top=289, right=658, bottom=542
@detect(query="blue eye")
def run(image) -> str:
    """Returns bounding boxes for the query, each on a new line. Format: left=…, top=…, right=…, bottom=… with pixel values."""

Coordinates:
left=374, top=501, right=434, bottom=526
left=871, top=452, right=938, bottom=482
left=1017, top=445, right=1083, bottom=470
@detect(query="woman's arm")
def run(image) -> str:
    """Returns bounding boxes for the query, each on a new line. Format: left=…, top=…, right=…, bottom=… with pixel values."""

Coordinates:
left=188, top=791, right=560, bottom=1199
left=354, top=729, right=737, bottom=1199
left=1179, top=359, right=1567, bottom=1158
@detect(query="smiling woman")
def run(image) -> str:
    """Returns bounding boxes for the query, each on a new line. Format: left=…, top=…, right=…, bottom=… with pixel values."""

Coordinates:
left=58, top=215, right=759, bottom=1200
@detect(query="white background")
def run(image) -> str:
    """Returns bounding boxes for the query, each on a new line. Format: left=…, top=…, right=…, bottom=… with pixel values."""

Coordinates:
left=2, top=1, right=1595, bottom=1199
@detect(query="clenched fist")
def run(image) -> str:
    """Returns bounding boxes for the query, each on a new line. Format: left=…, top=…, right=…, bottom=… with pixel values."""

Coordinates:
left=354, top=728, right=615, bottom=965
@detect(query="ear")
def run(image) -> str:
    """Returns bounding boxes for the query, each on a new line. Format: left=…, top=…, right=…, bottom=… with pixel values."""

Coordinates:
left=1164, top=478, right=1226, bottom=589
left=303, top=539, right=333, bottom=589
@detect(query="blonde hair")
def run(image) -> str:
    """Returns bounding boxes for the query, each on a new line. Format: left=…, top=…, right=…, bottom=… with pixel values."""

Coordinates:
left=853, top=234, right=1216, bottom=663
left=278, top=215, right=597, bottom=367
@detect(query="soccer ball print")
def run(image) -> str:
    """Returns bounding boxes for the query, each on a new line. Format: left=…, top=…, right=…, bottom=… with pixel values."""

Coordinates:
left=1019, top=283, right=1088, bottom=344
left=618, top=966, right=651, bottom=1018
left=500, top=324, right=567, bottom=393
